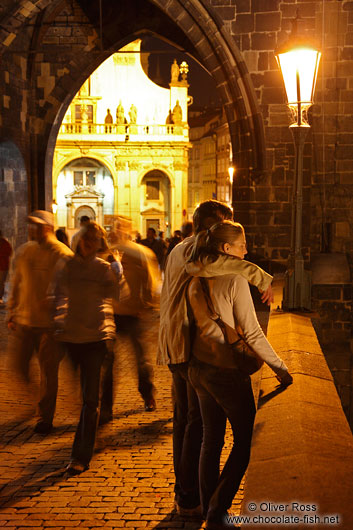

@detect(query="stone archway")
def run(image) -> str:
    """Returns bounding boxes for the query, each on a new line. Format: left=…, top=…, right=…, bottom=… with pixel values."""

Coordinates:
left=42, top=0, right=266, bottom=210
left=149, top=0, right=266, bottom=174
left=0, top=0, right=266, bottom=211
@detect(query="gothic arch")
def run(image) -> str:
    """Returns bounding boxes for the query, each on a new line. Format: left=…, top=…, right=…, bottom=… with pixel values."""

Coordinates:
left=149, top=0, right=266, bottom=174
left=0, top=0, right=266, bottom=207
left=43, top=0, right=265, bottom=205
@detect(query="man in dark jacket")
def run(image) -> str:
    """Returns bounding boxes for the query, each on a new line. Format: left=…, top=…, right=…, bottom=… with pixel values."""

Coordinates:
left=141, top=227, right=166, bottom=271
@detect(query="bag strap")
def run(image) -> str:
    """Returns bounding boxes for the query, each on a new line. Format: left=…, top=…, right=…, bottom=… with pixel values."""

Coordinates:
left=199, top=277, right=220, bottom=321
left=199, top=277, right=234, bottom=345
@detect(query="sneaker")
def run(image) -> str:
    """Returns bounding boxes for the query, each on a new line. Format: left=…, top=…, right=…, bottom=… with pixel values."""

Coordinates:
left=144, top=397, right=156, bottom=412
left=66, top=460, right=88, bottom=475
left=33, top=421, right=52, bottom=435
left=174, top=501, right=202, bottom=519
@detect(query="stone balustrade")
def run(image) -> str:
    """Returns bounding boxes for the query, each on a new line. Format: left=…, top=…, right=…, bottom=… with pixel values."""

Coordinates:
left=59, top=122, right=188, bottom=141
left=241, top=310, right=353, bottom=529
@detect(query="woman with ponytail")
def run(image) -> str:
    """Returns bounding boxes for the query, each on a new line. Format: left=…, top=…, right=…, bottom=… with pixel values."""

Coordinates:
left=186, top=220, right=292, bottom=530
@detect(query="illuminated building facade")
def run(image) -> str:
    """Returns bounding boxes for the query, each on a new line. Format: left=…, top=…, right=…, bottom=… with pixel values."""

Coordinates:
left=53, top=39, right=190, bottom=237
left=188, top=108, right=232, bottom=216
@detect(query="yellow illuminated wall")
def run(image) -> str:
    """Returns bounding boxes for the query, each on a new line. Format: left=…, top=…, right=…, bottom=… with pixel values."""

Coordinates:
left=53, top=39, right=190, bottom=238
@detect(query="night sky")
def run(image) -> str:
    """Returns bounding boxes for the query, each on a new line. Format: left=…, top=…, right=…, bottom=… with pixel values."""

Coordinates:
left=140, top=36, right=221, bottom=109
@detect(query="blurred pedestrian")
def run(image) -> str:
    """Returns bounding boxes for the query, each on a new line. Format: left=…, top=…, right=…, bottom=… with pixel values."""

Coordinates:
left=187, top=221, right=292, bottom=529
left=55, top=227, right=70, bottom=247
left=70, top=215, right=91, bottom=252
left=141, top=227, right=166, bottom=271
left=166, top=230, right=183, bottom=256
left=52, top=221, right=121, bottom=474
left=97, top=232, right=123, bottom=277
left=100, top=218, right=159, bottom=421
left=97, top=232, right=123, bottom=424
left=157, top=231, right=168, bottom=269
left=0, top=229, right=12, bottom=304
left=181, top=221, right=193, bottom=239
left=6, top=210, right=73, bottom=434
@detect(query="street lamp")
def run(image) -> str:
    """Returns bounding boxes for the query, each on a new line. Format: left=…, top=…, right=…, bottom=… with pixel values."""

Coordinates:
left=228, top=166, right=234, bottom=206
left=275, top=18, right=321, bottom=310
left=180, top=61, right=189, bottom=82
left=51, top=199, right=58, bottom=215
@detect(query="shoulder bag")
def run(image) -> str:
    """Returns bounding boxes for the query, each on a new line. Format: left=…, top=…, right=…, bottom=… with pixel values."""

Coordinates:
left=199, top=277, right=263, bottom=375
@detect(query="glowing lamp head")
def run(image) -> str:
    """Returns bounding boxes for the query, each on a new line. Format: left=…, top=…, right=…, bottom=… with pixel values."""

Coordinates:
left=228, top=166, right=235, bottom=184
left=180, top=61, right=189, bottom=81
left=275, top=43, right=321, bottom=108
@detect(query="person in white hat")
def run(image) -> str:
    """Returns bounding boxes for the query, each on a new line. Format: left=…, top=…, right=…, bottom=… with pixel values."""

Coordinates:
left=6, top=210, right=73, bottom=434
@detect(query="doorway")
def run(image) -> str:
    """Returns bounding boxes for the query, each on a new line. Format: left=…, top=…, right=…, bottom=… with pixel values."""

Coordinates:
left=74, top=205, right=96, bottom=227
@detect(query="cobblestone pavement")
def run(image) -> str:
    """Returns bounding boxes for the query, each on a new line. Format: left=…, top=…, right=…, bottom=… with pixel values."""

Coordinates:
left=0, top=305, right=243, bottom=529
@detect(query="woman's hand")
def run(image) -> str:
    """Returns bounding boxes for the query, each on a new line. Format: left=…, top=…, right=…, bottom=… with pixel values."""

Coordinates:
left=276, top=372, right=293, bottom=387
left=260, top=284, right=274, bottom=305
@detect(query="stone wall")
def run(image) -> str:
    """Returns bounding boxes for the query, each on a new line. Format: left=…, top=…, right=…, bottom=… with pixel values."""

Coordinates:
left=0, top=142, right=28, bottom=249
left=310, top=252, right=352, bottom=423
left=311, top=283, right=352, bottom=423
left=208, top=1, right=353, bottom=272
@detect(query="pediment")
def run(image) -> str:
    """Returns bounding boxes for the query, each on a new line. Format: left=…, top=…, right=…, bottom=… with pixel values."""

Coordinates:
left=65, top=186, right=105, bottom=199
left=141, top=207, right=164, bottom=215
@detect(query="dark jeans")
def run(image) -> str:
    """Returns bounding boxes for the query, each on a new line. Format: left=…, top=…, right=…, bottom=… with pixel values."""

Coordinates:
left=66, top=340, right=110, bottom=466
left=116, top=315, right=155, bottom=399
left=100, top=315, right=155, bottom=415
left=169, top=362, right=203, bottom=509
left=8, top=324, right=64, bottom=424
left=188, top=358, right=256, bottom=524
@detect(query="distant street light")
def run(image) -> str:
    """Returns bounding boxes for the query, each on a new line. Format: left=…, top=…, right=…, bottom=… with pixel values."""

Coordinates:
left=228, top=166, right=234, bottom=207
left=51, top=199, right=58, bottom=215
left=228, top=166, right=235, bottom=184
left=180, top=61, right=189, bottom=82
left=275, top=17, right=321, bottom=310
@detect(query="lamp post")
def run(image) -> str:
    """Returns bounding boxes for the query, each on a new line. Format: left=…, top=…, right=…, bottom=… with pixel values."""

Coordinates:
left=275, top=19, right=321, bottom=310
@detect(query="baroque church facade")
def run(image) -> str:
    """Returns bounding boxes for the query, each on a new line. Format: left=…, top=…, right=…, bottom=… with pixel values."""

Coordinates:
left=53, top=39, right=190, bottom=237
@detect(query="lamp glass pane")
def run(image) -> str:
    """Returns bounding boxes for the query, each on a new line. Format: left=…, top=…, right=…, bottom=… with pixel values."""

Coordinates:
left=278, top=49, right=320, bottom=104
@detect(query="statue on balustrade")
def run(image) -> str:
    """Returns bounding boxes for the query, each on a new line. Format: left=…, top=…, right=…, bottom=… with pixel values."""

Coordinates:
left=105, top=108, right=113, bottom=133
left=171, top=59, right=180, bottom=83
left=105, top=108, right=113, bottom=124
left=116, top=101, right=126, bottom=124
left=129, top=104, right=137, bottom=124
left=166, top=110, right=173, bottom=124
left=172, top=100, right=182, bottom=125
